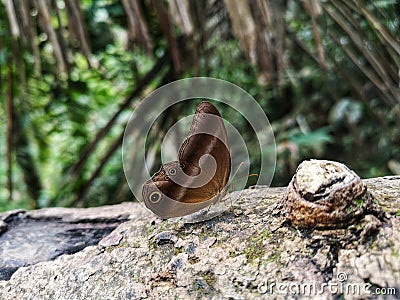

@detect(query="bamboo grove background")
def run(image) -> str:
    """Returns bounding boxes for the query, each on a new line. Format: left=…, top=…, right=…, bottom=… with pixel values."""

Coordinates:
left=0, top=0, right=399, bottom=210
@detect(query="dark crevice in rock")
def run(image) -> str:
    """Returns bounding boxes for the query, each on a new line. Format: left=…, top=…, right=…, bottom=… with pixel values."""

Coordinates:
left=0, top=267, right=19, bottom=281
left=0, top=216, right=123, bottom=281
left=3, top=211, right=27, bottom=224
left=65, top=217, right=130, bottom=224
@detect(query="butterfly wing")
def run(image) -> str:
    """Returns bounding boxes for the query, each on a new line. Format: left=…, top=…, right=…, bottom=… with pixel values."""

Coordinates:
left=178, top=101, right=231, bottom=199
left=142, top=101, right=231, bottom=218
left=142, top=161, right=219, bottom=218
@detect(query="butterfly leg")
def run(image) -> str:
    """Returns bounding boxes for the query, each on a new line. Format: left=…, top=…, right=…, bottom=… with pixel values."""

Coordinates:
left=228, top=196, right=240, bottom=216
left=224, top=185, right=236, bottom=213
left=204, top=191, right=224, bottom=216
left=220, top=191, right=239, bottom=216
left=205, top=202, right=214, bottom=215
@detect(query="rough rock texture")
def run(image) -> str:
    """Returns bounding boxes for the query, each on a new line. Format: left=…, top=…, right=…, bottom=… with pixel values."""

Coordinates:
left=0, top=204, right=134, bottom=280
left=0, top=176, right=399, bottom=299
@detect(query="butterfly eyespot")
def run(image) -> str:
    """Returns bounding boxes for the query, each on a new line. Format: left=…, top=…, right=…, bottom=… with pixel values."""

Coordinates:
left=149, top=191, right=162, bottom=203
left=165, top=175, right=170, bottom=180
left=168, top=168, right=177, bottom=176
left=179, top=162, right=185, bottom=169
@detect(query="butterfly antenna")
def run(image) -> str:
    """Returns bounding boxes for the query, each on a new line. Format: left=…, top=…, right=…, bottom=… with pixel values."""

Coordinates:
left=229, top=161, right=243, bottom=182
left=229, top=162, right=259, bottom=186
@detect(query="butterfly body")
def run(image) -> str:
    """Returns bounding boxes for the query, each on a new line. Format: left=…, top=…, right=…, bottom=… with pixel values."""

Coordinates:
left=142, top=101, right=231, bottom=218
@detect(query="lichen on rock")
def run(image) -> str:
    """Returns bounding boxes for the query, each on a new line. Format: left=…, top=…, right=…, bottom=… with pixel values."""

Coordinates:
left=0, top=172, right=399, bottom=299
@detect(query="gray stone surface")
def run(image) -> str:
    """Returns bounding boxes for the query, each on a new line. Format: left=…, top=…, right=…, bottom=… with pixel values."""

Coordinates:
left=0, top=177, right=399, bottom=299
left=0, top=203, right=134, bottom=281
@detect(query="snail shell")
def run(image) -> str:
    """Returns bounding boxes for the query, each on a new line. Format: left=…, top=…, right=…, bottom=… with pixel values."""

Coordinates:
left=284, top=160, right=381, bottom=229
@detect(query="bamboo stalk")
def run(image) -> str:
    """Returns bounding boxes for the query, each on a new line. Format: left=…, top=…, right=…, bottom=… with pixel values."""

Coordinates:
left=325, top=2, right=400, bottom=105
left=69, top=52, right=169, bottom=177
left=51, top=0, right=71, bottom=74
left=71, top=64, right=175, bottom=206
left=71, top=131, right=124, bottom=206
left=3, top=0, right=26, bottom=88
left=335, top=0, right=398, bottom=81
left=2, top=0, right=20, bottom=38
left=224, top=0, right=256, bottom=64
left=168, top=0, right=193, bottom=36
left=150, top=0, right=182, bottom=72
left=35, top=0, right=68, bottom=75
left=330, top=32, right=396, bottom=107
left=302, top=0, right=327, bottom=71
left=269, top=0, right=286, bottom=85
left=64, top=0, right=94, bottom=67
left=7, top=57, right=13, bottom=201
left=250, top=0, right=274, bottom=83
left=286, top=29, right=320, bottom=65
left=353, top=0, right=400, bottom=58
left=342, top=0, right=400, bottom=80
left=18, top=0, right=41, bottom=74
left=122, top=0, right=153, bottom=55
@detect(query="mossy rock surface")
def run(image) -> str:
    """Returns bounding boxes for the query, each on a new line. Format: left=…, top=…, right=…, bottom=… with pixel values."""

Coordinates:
left=0, top=176, right=399, bottom=299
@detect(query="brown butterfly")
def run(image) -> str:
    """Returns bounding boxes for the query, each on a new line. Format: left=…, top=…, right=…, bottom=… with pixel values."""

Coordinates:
left=142, top=101, right=231, bottom=218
